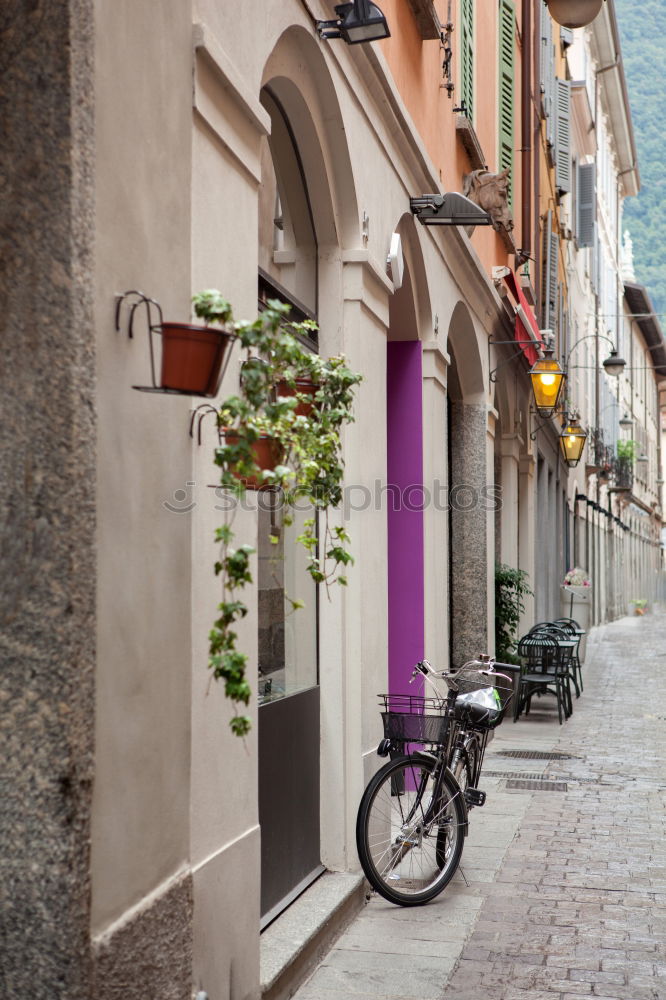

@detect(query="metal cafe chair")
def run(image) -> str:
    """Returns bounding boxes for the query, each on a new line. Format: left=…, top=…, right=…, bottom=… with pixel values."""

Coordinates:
left=528, top=622, right=576, bottom=714
left=553, top=618, right=584, bottom=695
left=515, top=632, right=570, bottom=725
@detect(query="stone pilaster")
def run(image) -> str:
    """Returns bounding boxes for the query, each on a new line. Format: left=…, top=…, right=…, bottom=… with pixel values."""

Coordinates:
left=0, top=2, right=96, bottom=997
left=449, top=402, right=488, bottom=666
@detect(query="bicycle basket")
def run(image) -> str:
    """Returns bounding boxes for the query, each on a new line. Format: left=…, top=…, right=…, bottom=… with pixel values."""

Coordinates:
left=379, top=693, right=451, bottom=745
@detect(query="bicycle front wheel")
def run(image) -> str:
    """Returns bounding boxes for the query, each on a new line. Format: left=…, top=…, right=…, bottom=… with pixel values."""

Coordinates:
left=356, top=753, right=466, bottom=906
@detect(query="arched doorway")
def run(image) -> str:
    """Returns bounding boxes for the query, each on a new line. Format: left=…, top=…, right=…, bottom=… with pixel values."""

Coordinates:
left=256, top=29, right=357, bottom=926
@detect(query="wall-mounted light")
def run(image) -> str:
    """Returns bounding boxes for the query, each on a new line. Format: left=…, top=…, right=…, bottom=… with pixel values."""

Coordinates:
left=410, top=193, right=492, bottom=227
left=564, top=334, right=625, bottom=377
left=528, top=349, right=566, bottom=417
left=317, top=1, right=390, bottom=44
left=559, top=413, right=587, bottom=468
left=601, top=349, right=626, bottom=377
left=545, top=0, right=605, bottom=29
left=637, top=453, right=649, bottom=464
left=619, top=413, right=633, bottom=429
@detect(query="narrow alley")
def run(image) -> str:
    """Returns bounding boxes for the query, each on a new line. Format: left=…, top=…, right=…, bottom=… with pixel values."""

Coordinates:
left=292, top=613, right=666, bottom=1000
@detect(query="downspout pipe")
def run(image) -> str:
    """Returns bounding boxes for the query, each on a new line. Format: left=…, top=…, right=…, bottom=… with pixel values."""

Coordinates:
left=520, top=0, right=532, bottom=265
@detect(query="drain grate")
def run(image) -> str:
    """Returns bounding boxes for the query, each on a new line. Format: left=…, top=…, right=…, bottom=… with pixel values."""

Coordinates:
left=484, top=770, right=550, bottom=780
left=497, top=749, right=577, bottom=760
left=505, top=778, right=568, bottom=791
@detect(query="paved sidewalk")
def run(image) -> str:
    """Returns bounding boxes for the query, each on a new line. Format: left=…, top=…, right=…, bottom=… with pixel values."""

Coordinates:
left=292, top=612, right=666, bottom=1000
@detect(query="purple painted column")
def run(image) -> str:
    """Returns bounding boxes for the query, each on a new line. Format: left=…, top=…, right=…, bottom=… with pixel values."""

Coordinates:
left=387, top=341, right=425, bottom=695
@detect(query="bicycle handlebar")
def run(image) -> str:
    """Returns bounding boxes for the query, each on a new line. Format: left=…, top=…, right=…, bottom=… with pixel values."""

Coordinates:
left=411, top=656, right=522, bottom=684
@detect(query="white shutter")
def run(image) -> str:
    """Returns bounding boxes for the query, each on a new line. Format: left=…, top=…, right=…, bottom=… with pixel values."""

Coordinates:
left=555, top=79, right=572, bottom=193
left=541, top=210, right=559, bottom=332
left=577, top=161, right=596, bottom=248
left=540, top=2, right=555, bottom=146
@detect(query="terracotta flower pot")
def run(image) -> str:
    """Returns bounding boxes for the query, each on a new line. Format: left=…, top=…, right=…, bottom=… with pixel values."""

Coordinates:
left=160, top=323, right=232, bottom=396
left=275, top=377, right=318, bottom=417
left=223, top=431, right=283, bottom=491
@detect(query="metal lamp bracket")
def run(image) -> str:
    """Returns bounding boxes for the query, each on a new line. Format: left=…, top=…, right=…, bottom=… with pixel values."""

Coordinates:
left=488, top=339, right=543, bottom=384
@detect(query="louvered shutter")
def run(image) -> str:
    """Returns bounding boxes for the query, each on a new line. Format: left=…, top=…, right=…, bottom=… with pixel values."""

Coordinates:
left=540, top=2, right=555, bottom=146
left=498, top=0, right=515, bottom=204
left=460, top=0, right=474, bottom=121
left=577, top=161, right=596, bottom=248
left=560, top=26, right=574, bottom=48
left=554, top=78, right=571, bottom=193
left=541, top=210, right=559, bottom=331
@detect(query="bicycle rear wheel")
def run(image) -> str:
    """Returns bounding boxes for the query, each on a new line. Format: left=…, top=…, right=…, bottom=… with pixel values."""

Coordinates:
left=356, top=753, right=466, bottom=906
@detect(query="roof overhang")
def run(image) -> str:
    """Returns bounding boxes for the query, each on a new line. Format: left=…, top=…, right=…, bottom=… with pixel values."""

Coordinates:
left=623, top=282, right=666, bottom=379
left=590, top=0, right=640, bottom=197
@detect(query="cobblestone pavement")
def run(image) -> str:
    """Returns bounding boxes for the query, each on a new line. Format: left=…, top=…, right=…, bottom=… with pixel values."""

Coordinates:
left=293, top=613, right=666, bottom=1000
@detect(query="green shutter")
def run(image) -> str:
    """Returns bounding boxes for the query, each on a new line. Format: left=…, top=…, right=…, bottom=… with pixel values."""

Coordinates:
left=498, top=0, right=515, bottom=205
left=460, top=0, right=474, bottom=121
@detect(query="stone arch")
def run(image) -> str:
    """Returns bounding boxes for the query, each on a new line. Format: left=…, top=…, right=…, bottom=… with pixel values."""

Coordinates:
left=446, top=302, right=489, bottom=667
left=389, top=213, right=433, bottom=342
left=260, top=26, right=359, bottom=254
left=446, top=301, right=486, bottom=404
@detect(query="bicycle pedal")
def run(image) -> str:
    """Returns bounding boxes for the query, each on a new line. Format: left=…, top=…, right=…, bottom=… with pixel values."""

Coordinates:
left=464, top=788, right=487, bottom=807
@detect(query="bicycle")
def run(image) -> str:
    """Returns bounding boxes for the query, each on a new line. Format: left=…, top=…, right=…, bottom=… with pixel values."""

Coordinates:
left=355, top=655, right=520, bottom=906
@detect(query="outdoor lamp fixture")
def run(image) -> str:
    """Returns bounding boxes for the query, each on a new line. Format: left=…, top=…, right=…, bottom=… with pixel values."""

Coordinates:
left=559, top=413, right=587, bottom=468
left=316, top=1, right=390, bottom=43
left=619, top=412, right=633, bottom=429
left=601, top=349, right=626, bottom=377
left=528, top=349, right=566, bottom=417
left=544, top=0, right=605, bottom=29
left=410, top=193, right=492, bottom=227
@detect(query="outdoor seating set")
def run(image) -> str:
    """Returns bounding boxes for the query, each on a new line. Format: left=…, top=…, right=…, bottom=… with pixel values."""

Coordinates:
left=513, top=618, right=585, bottom=725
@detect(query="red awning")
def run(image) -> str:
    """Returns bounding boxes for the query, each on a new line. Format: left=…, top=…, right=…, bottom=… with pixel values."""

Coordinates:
left=503, top=272, right=544, bottom=366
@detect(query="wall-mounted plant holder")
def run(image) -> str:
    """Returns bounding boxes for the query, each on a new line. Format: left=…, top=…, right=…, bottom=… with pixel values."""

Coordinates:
left=115, top=290, right=235, bottom=397
left=189, top=403, right=283, bottom=492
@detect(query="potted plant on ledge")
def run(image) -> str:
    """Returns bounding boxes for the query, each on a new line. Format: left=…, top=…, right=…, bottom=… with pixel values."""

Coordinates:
left=561, top=567, right=591, bottom=660
left=208, top=296, right=362, bottom=735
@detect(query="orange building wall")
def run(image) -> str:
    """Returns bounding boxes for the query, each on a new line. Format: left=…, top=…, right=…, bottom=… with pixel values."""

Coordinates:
left=379, top=0, right=528, bottom=275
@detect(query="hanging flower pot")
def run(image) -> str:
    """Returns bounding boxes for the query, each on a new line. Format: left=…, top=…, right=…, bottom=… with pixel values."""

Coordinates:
left=115, top=289, right=236, bottom=397
left=223, top=429, right=284, bottom=491
left=275, top=377, right=319, bottom=417
left=160, top=323, right=233, bottom=395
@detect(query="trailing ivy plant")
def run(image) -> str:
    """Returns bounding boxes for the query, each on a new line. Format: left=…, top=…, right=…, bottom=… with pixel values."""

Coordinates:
left=208, top=296, right=362, bottom=735
left=495, top=563, right=533, bottom=665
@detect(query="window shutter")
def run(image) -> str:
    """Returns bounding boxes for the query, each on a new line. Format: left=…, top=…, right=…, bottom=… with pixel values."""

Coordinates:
left=560, top=26, right=574, bottom=49
left=460, top=0, right=474, bottom=120
left=577, top=161, right=596, bottom=248
left=549, top=234, right=559, bottom=331
left=540, top=2, right=555, bottom=146
left=554, top=79, right=571, bottom=193
left=498, top=0, right=515, bottom=204
left=541, top=210, right=559, bottom=331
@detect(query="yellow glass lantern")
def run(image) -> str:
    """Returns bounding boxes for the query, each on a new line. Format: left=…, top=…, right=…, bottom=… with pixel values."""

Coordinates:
left=559, top=415, right=587, bottom=467
left=528, top=353, right=566, bottom=417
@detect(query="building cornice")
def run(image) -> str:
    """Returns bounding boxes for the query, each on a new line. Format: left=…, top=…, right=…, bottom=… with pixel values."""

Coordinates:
left=590, top=0, right=640, bottom=197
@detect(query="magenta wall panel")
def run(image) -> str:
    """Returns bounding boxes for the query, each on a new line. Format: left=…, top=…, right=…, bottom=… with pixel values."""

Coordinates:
left=387, top=341, right=425, bottom=695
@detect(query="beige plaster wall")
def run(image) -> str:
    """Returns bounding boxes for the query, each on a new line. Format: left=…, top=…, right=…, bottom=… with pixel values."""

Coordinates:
left=91, top=0, right=194, bottom=953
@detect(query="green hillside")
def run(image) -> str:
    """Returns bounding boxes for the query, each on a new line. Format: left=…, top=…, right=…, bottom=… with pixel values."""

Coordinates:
left=615, top=0, right=666, bottom=317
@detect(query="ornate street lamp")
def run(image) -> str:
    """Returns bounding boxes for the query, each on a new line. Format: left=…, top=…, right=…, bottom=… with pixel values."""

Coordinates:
left=316, top=1, right=390, bottom=43
left=528, top=349, right=566, bottom=417
left=559, top=413, right=587, bottom=467
left=545, top=0, right=605, bottom=29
